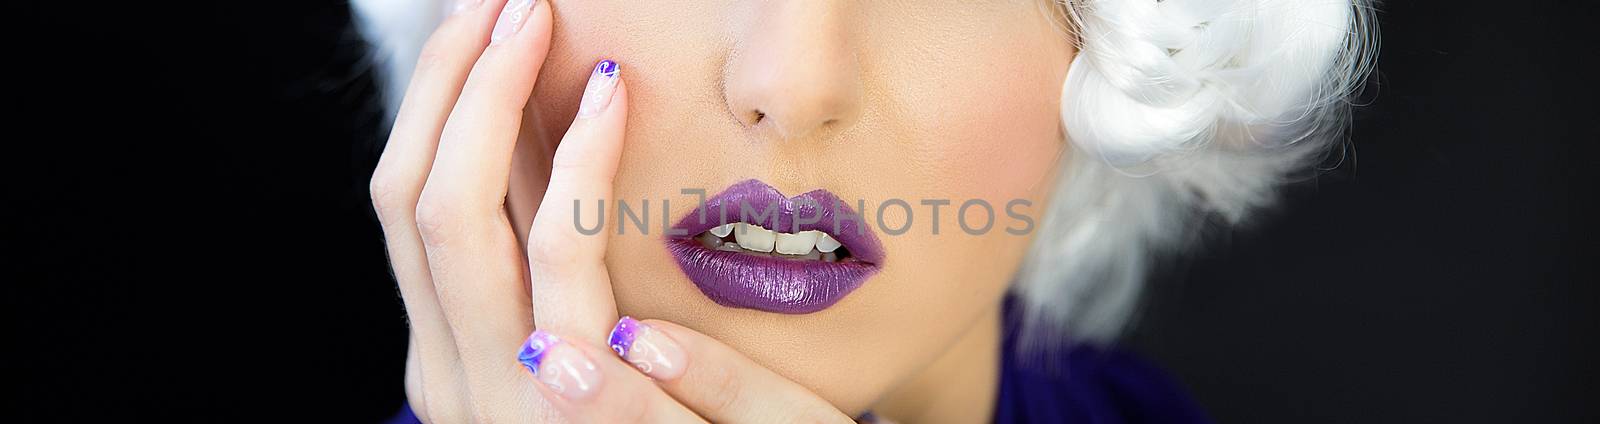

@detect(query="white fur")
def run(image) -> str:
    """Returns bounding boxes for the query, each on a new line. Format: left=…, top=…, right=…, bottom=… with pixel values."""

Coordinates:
left=349, top=0, right=1378, bottom=345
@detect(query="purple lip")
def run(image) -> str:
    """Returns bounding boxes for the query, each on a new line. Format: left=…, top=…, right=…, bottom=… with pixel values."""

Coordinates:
left=666, top=179, right=884, bottom=314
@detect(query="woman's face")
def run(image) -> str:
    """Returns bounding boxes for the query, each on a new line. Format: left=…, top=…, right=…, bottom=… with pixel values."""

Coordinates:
left=525, top=0, right=1074, bottom=412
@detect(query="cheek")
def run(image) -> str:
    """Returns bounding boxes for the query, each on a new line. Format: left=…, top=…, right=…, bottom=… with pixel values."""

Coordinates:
left=921, top=84, right=1062, bottom=205
left=803, top=8, right=1071, bottom=409
left=860, top=8, right=1073, bottom=368
left=888, top=45, right=1069, bottom=207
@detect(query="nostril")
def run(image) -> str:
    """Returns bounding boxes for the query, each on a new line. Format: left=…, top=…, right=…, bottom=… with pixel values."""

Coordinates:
left=753, top=110, right=767, bottom=124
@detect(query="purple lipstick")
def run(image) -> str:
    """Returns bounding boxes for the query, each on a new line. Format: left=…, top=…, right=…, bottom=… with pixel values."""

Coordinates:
left=666, top=179, right=884, bottom=314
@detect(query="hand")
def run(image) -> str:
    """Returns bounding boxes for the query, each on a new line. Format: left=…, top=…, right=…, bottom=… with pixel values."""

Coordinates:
left=368, top=0, right=855, bottom=422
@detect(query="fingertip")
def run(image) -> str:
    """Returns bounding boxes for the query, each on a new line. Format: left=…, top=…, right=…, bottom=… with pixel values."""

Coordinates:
left=610, top=317, right=689, bottom=381
left=519, top=330, right=605, bottom=401
left=550, top=58, right=629, bottom=176
left=489, top=0, right=553, bottom=47
left=576, top=59, right=625, bottom=119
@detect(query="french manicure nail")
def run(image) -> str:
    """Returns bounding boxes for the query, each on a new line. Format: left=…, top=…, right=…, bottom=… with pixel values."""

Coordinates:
left=576, top=59, right=621, bottom=118
left=490, top=0, right=539, bottom=45
left=518, top=331, right=603, bottom=400
left=608, top=317, right=687, bottom=380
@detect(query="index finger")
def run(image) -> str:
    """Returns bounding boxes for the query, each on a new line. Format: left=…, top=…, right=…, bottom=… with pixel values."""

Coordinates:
left=527, top=59, right=631, bottom=347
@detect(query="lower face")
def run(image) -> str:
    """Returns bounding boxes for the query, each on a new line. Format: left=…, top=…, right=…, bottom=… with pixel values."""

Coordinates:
left=526, top=0, right=1073, bottom=413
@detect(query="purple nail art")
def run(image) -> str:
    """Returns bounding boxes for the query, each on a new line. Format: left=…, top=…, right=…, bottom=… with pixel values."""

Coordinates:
left=576, top=59, right=622, bottom=118
left=518, top=331, right=561, bottom=374
left=608, top=316, right=641, bottom=357
left=605, top=316, right=686, bottom=378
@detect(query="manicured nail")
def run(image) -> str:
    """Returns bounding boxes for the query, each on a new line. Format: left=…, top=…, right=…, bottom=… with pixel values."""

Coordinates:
left=490, top=0, right=539, bottom=45
left=518, top=331, right=602, bottom=400
left=576, top=60, right=621, bottom=118
left=451, top=0, right=482, bottom=15
left=607, top=317, right=687, bottom=380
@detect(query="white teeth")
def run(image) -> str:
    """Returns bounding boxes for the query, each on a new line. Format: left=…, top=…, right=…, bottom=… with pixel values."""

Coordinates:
left=708, top=224, right=843, bottom=259
left=734, top=223, right=776, bottom=252
left=774, top=230, right=820, bottom=255
left=815, top=233, right=842, bottom=253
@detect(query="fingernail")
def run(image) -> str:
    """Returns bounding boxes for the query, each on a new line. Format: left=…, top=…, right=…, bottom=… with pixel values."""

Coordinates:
left=451, top=0, right=482, bottom=15
left=518, top=331, right=603, bottom=400
left=576, top=59, right=621, bottom=118
left=490, top=0, right=539, bottom=45
left=607, top=317, right=687, bottom=380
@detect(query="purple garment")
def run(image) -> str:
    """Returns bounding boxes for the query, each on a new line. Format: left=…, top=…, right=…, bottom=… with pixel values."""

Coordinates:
left=992, top=329, right=1210, bottom=423
left=387, top=299, right=1208, bottom=424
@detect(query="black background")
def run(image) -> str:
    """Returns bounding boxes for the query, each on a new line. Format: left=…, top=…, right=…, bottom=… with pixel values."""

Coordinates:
left=7, top=1, right=1596, bottom=422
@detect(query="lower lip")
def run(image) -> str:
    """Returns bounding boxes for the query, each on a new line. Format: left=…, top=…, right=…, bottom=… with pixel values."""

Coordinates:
left=664, top=238, right=879, bottom=314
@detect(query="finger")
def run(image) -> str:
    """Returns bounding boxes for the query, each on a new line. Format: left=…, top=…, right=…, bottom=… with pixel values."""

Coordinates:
left=607, top=317, right=855, bottom=423
left=367, top=1, right=508, bottom=420
left=413, top=0, right=554, bottom=419
left=518, top=330, right=705, bottom=423
left=527, top=60, right=629, bottom=346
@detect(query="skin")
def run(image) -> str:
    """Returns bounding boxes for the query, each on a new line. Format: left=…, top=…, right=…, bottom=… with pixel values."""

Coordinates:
left=370, top=0, right=1075, bottom=421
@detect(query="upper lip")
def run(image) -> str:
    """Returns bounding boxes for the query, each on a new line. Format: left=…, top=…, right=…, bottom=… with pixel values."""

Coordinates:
left=669, top=179, right=884, bottom=264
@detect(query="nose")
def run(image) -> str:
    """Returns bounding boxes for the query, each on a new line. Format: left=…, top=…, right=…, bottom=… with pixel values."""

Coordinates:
left=723, top=1, right=863, bottom=142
